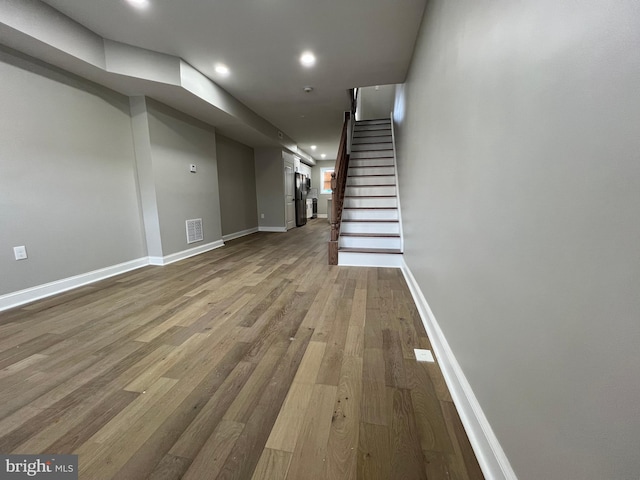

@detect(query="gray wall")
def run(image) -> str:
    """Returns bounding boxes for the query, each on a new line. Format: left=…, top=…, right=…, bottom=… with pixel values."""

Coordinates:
left=357, top=85, right=396, bottom=121
left=0, top=47, right=145, bottom=295
left=255, top=148, right=285, bottom=229
left=216, top=134, right=258, bottom=236
left=146, top=100, right=222, bottom=255
left=394, top=1, right=640, bottom=479
left=311, top=160, right=336, bottom=216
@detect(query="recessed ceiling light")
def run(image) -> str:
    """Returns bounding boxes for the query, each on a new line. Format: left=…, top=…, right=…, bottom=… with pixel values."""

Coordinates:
left=310, top=145, right=317, bottom=150
left=215, top=63, right=230, bottom=76
left=126, top=0, right=149, bottom=9
left=321, top=154, right=326, bottom=158
left=300, top=51, right=316, bottom=67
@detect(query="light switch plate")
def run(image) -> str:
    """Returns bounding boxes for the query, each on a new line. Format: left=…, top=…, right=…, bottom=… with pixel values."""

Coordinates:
left=14, top=245, right=27, bottom=260
left=414, top=348, right=435, bottom=362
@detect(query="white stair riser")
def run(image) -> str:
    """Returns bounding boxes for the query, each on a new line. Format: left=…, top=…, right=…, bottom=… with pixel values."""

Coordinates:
left=351, top=143, right=393, bottom=152
left=354, top=130, right=392, bottom=138
left=345, top=185, right=396, bottom=196
left=354, top=124, right=391, bottom=132
left=348, top=166, right=395, bottom=175
left=353, top=135, right=392, bottom=144
left=343, top=197, right=397, bottom=208
left=338, top=251, right=403, bottom=268
left=350, top=150, right=394, bottom=159
left=355, top=125, right=391, bottom=131
left=339, top=236, right=401, bottom=249
left=356, top=119, right=391, bottom=125
left=341, top=222, right=400, bottom=234
left=350, top=158, right=395, bottom=168
left=342, top=209, right=399, bottom=220
left=347, top=176, right=395, bottom=186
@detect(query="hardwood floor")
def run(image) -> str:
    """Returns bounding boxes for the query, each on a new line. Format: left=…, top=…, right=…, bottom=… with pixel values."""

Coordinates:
left=0, top=219, right=483, bottom=479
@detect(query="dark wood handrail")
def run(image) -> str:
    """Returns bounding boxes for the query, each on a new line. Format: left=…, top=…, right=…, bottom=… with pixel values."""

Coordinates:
left=328, top=111, right=351, bottom=265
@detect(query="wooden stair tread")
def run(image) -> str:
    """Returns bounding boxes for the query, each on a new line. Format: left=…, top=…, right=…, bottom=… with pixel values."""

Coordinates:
left=343, top=207, right=398, bottom=210
left=348, top=165, right=395, bottom=171
left=344, top=195, right=396, bottom=198
left=348, top=164, right=395, bottom=168
left=353, top=132, right=391, bottom=135
left=353, top=129, right=391, bottom=133
left=338, top=247, right=402, bottom=254
left=347, top=173, right=396, bottom=178
left=340, top=232, right=400, bottom=238
left=346, top=184, right=396, bottom=187
left=341, top=219, right=398, bottom=223
left=348, top=176, right=395, bottom=179
left=353, top=132, right=392, bottom=137
left=351, top=149, right=394, bottom=152
left=353, top=127, right=391, bottom=134
left=352, top=139, right=391, bottom=142
left=351, top=142, right=392, bottom=146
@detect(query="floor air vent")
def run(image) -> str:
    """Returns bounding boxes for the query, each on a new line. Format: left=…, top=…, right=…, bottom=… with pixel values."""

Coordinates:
left=186, top=218, right=203, bottom=244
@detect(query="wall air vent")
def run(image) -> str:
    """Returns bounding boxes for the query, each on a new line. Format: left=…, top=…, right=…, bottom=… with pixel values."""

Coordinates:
left=186, top=218, right=203, bottom=244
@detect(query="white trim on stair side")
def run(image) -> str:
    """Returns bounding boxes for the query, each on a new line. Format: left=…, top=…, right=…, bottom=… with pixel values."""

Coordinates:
left=390, top=111, right=405, bottom=253
left=400, top=258, right=518, bottom=480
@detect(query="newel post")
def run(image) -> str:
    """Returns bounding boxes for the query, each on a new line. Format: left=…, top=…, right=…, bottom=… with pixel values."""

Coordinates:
left=328, top=172, right=339, bottom=265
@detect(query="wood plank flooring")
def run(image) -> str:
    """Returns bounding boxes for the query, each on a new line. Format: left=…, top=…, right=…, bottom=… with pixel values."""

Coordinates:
left=0, top=219, right=483, bottom=479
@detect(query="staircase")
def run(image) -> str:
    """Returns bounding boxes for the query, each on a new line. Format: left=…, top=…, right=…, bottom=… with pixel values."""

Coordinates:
left=338, top=118, right=403, bottom=267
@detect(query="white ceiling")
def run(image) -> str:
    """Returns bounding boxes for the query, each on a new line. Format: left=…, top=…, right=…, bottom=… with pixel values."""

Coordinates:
left=28, top=0, right=426, bottom=160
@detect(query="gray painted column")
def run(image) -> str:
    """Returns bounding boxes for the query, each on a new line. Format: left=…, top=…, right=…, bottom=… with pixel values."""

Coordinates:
left=129, top=96, right=163, bottom=259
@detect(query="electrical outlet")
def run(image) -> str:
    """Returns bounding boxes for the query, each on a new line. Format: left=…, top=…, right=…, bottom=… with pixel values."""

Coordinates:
left=414, top=349, right=435, bottom=362
left=13, top=245, right=27, bottom=260
left=261, top=213, right=265, bottom=219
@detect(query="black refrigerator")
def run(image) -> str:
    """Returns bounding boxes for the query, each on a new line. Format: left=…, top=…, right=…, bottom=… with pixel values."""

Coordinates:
left=295, top=172, right=308, bottom=227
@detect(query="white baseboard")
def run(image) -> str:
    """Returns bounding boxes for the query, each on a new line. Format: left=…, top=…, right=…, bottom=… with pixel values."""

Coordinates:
left=149, top=240, right=225, bottom=266
left=222, top=227, right=258, bottom=242
left=0, top=240, right=229, bottom=312
left=317, top=213, right=328, bottom=218
left=258, top=226, right=287, bottom=233
left=0, top=257, right=149, bottom=312
left=400, top=258, right=517, bottom=480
